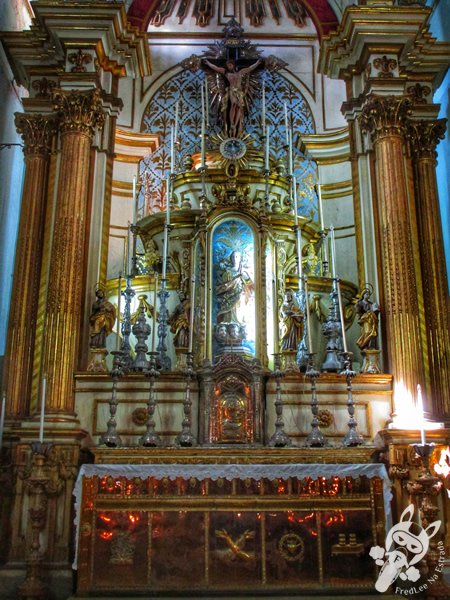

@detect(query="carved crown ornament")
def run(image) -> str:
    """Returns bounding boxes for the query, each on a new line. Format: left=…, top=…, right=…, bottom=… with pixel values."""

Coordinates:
left=14, top=113, right=58, bottom=156
left=52, top=88, right=105, bottom=136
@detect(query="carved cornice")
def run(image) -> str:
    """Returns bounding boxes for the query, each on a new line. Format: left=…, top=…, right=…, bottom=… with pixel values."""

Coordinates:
left=360, top=95, right=411, bottom=142
left=14, top=112, right=57, bottom=156
left=52, top=89, right=105, bottom=137
left=407, top=119, right=446, bottom=160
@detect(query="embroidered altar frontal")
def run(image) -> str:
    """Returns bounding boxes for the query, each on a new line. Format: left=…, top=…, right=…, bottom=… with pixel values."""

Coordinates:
left=75, top=460, right=388, bottom=595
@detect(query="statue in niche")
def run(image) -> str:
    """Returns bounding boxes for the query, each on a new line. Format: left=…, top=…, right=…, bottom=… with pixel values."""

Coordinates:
left=169, top=289, right=190, bottom=349
left=355, top=287, right=380, bottom=350
left=89, top=287, right=116, bottom=349
left=203, top=58, right=262, bottom=137
left=279, top=289, right=304, bottom=352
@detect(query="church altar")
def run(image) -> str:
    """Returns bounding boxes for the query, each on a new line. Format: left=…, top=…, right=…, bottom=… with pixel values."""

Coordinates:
left=73, top=451, right=391, bottom=595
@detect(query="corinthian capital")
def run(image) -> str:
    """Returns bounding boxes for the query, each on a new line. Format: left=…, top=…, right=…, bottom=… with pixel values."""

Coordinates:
left=52, top=88, right=105, bottom=137
left=360, top=95, right=411, bottom=142
left=407, top=119, right=446, bottom=160
left=14, top=113, right=58, bottom=156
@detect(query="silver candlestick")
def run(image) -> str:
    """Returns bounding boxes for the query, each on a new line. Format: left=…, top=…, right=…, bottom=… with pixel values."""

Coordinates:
left=342, top=351, right=364, bottom=446
left=304, top=353, right=326, bottom=447
left=268, top=353, right=291, bottom=447
left=132, top=295, right=150, bottom=372
left=139, top=351, right=162, bottom=447
left=175, top=351, right=196, bottom=447
left=319, top=228, right=329, bottom=278
left=100, top=350, right=124, bottom=447
left=321, top=278, right=344, bottom=372
left=120, top=275, right=135, bottom=371
left=156, top=279, right=171, bottom=371
left=295, top=286, right=309, bottom=371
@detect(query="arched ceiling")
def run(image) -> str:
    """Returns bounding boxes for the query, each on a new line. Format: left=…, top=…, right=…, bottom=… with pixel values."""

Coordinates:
left=127, top=0, right=339, bottom=37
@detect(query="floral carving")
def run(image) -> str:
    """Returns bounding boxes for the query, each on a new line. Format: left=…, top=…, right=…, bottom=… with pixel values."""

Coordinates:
left=14, top=113, right=57, bottom=156
left=407, top=83, right=431, bottom=105
left=373, top=56, right=397, bottom=78
left=67, top=49, right=93, bottom=73
left=360, top=95, right=411, bottom=141
left=31, top=77, right=56, bottom=99
left=52, top=89, right=105, bottom=137
left=407, top=119, right=446, bottom=160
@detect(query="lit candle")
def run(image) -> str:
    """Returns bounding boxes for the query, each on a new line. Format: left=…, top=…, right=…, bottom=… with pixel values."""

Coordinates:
left=188, top=275, right=196, bottom=353
left=0, top=393, right=5, bottom=449
left=132, top=175, right=137, bottom=225
left=330, top=225, right=337, bottom=278
left=265, top=125, right=270, bottom=171
left=116, top=272, right=122, bottom=351
left=317, top=182, right=324, bottom=230
left=284, top=102, right=289, bottom=146
left=305, top=280, right=313, bottom=354
left=261, top=80, right=266, bottom=131
left=39, top=375, right=46, bottom=443
left=417, top=384, right=426, bottom=445
left=151, top=273, right=158, bottom=353
left=336, top=280, right=348, bottom=353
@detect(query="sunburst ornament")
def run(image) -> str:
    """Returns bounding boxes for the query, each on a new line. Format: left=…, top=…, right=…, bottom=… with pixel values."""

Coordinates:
left=211, top=132, right=255, bottom=173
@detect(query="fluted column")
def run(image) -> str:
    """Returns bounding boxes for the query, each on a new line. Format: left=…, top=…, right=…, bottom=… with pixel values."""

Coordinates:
left=4, top=114, right=57, bottom=418
left=361, top=95, right=425, bottom=406
left=408, top=119, right=450, bottom=417
left=40, top=89, right=105, bottom=415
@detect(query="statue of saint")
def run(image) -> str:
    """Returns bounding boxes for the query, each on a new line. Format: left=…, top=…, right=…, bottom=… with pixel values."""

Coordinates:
left=355, top=288, right=380, bottom=350
left=203, top=58, right=262, bottom=137
left=169, top=290, right=190, bottom=349
left=280, top=289, right=304, bottom=352
left=216, top=250, right=254, bottom=326
left=89, top=288, right=116, bottom=349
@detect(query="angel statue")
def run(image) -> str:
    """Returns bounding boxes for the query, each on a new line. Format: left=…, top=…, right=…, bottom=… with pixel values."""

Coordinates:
left=355, top=287, right=380, bottom=350
left=203, top=58, right=262, bottom=137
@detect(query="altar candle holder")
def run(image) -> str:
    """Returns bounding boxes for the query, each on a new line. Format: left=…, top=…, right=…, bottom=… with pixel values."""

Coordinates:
left=100, top=350, right=124, bottom=447
left=319, top=228, right=329, bottom=278
left=139, top=351, right=162, bottom=447
left=304, top=353, right=326, bottom=448
left=156, top=278, right=172, bottom=372
left=132, top=295, right=151, bottom=372
left=341, top=351, right=364, bottom=447
left=175, top=351, right=196, bottom=447
left=119, top=275, right=135, bottom=371
left=268, top=353, right=291, bottom=447
left=130, top=223, right=140, bottom=278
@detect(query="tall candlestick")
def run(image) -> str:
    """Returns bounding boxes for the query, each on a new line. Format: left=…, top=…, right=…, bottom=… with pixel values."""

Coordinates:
left=166, top=175, right=171, bottom=225
left=336, top=280, right=348, bottom=353
left=200, top=84, right=206, bottom=170
left=305, top=280, right=313, bottom=354
left=174, top=101, right=179, bottom=144
left=188, top=275, right=196, bottom=353
left=284, top=102, right=289, bottom=146
left=417, top=384, right=426, bottom=445
left=293, top=177, right=303, bottom=290
left=126, top=223, right=132, bottom=276
left=288, top=129, right=293, bottom=176
left=204, top=80, right=209, bottom=128
left=261, top=80, right=266, bottom=131
left=39, top=375, right=46, bottom=443
left=151, top=273, right=158, bottom=353
left=317, top=182, right=324, bottom=230
left=293, top=176, right=299, bottom=226
left=162, top=182, right=169, bottom=281
left=265, top=125, right=270, bottom=171
left=116, top=272, right=122, bottom=351
left=170, top=126, right=175, bottom=174
left=0, top=393, right=5, bottom=449
left=330, top=225, right=337, bottom=278
left=132, top=175, right=137, bottom=225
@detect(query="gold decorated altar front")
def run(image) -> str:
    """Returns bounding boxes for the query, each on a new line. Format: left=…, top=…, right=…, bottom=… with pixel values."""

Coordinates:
left=74, top=449, right=390, bottom=596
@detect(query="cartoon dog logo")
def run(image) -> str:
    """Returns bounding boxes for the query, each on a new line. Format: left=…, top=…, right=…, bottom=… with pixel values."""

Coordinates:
left=369, top=504, right=441, bottom=593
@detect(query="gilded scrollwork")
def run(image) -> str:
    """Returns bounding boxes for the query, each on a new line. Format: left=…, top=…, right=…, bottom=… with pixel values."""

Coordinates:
left=52, top=88, right=105, bottom=137
left=14, top=113, right=57, bottom=156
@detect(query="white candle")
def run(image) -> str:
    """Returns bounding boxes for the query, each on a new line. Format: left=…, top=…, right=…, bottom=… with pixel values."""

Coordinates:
left=417, top=384, right=426, bottom=445
left=330, top=225, right=337, bottom=278
left=132, top=175, right=137, bottom=225
left=126, top=224, right=132, bottom=276
left=204, top=80, right=209, bottom=128
left=293, top=177, right=303, bottom=291
left=317, top=182, right=324, bottom=230
left=174, top=101, right=179, bottom=144
left=336, top=280, right=348, bottom=353
left=151, top=273, right=158, bottom=353
left=305, top=280, right=313, bottom=354
left=170, top=126, right=175, bottom=174
left=265, top=125, right=270, bottom=171
left=261, top=80, right=266, bottom=131
left=166, top=175, right=171, bottom=224
left=39, top=376, right=46, bottom=443
left=288, top=129, right=293, bottom=176
left=284, top=102, right=289, bottom=146
left=116, top=272, right=122, bottom=351
left=188, top=275, right=196, bottom=353
left=0, top=393, right=5, bottom=449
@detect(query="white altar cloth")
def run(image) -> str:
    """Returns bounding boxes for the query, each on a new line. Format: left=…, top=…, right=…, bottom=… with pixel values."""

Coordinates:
left=73, top=462, right=392, bottom=569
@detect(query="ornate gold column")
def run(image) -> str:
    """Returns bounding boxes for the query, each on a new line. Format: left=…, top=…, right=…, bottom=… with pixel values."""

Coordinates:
left=360, top=95, right=425, bottom=403
left=408, top=119, right=450, bottom=417
left=40, top=89, right=104, bottom=415
left=4, top=114, right=56, bottom=418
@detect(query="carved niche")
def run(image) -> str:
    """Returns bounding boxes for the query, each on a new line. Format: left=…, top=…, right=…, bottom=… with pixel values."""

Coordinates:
left=198, top=354, right=266, bottom=445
